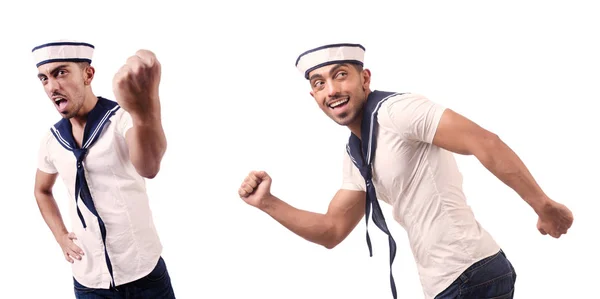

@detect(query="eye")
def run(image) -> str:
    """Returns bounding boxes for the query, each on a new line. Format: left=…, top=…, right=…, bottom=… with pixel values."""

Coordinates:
left=313, top=80, right=324, bottom=88
left=335, top=71, right=347, bottom=79
left=58, top=70, right=67, bottom=76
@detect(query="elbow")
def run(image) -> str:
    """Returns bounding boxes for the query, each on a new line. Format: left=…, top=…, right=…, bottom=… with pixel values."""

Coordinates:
left=141, top=168, right=160, bottom=179
left=323, top=240, right=341, bottom=250
left=143, top=173, right=158, bottom=179
left=472, top=132, right=505, bottom=167
left=317, top=216, right=344, bottom=249
left=133, top=158, right=162, bottom=179
left=471, top=131, right=502, bottom=157
left=137, top=165, right=161, bottom=179
left=34, top=188, right=52, bottom=202
left=322, top=232, right=343, bottom=249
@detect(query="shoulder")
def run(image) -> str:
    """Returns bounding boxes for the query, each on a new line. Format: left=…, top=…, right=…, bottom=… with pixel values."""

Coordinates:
left=379, top=92, right=431, bottom=113
left=377, top=92, right=447, bottom=138
left=38, top=127, right=56, bottom=149
left=111, top=106, right=133, bottom=135
left=376, top=92, right=427, bottom=126
left=112, top=106, right=130, bottom=122
left=37, top=127, right=59, bottom=163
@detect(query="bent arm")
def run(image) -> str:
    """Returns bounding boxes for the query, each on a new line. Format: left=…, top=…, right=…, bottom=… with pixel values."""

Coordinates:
left=432, top=108, right=550, bottom=213
left=125, top=112, right=167, bottom=179
left=259, top=189, right=366, bottom=249
left=33, top=169, right=69, bottom=241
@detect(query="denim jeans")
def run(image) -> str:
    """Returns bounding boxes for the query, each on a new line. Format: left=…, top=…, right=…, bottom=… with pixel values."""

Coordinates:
left=435, top=250, right=517, bottom=299
left=73, top=256, right=176, bottom=299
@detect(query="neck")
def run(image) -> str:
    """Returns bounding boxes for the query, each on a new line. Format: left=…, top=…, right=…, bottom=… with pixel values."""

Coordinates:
left=348, top=117, right=362, bottom=139
left=347, top=89, right=371, bottom=140
left=70, top=89, right=98, bottom=128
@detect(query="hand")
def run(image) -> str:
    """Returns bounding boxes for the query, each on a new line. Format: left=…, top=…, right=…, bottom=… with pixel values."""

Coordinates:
left=536, top=199, right=573, bottom=238
left=238, top=171, right=273, bottom=209
left=57, top=232, right=84, bottom=263
left=113, top=49, right=162, bottom=120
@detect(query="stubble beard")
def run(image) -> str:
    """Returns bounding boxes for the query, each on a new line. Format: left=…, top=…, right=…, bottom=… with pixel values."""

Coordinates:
left=334, top=110, right=357, bottom=126
left=62, top=98, right=84, bottom=120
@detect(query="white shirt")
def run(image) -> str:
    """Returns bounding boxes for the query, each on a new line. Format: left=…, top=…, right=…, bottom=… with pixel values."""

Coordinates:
left=37, top=108, right=163, bottom=289
left=341, top=93, right=500, bottom=299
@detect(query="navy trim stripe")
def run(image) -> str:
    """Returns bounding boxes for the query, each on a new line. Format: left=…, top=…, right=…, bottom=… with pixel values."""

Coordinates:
left=32, top=42, right=95, bottom=52
left=346, top=90, right=406, bottom=299
left=83, top=106, right=119, bottom=148
left=47, top=97, right=119, bottom=288
left=50, top=127, right=73, bottom=151
left=304, top=60, right=363, bottom=79
left=366, top=93, right=403, bottom=164
left=295, top=43, right=365, bottom=66
left=36, top=58, right=92, bottom=68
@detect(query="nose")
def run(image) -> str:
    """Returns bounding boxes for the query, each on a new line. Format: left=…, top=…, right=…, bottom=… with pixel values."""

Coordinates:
left=45, top=78, right=60, bottom=96
left=326, top=80, right=341, bottom=98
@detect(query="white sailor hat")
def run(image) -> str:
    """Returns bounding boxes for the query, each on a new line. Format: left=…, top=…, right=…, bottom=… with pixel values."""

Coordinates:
left=295, top=43, right=365, bottom=79
left=31, top=40, right=95, bottom=68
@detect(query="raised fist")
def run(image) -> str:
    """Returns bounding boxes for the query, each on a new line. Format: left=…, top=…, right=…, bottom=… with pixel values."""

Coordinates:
left=113, top=49, right=161, bottom=118
left=238, top=171, right=273, bottom=208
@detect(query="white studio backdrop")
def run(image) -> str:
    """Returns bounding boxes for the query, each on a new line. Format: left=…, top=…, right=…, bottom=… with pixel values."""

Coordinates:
left=0, top=0, right=597, bottom=298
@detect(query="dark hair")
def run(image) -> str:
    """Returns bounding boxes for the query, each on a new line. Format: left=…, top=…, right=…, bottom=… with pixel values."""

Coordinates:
left=76, top=61, right=91, bottom=70
left=351, top=63, right=364, bottom=73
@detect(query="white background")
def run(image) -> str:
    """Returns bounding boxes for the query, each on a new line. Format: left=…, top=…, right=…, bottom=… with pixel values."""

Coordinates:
left=1, top=0, right=597, bottom=298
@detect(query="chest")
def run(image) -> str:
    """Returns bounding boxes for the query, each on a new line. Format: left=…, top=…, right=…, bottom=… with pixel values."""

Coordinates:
left=368, top=128, right=434, bottom=201
left=48, top=121, right=132, bottom=184
left=72, top=126, right=84, bottom=148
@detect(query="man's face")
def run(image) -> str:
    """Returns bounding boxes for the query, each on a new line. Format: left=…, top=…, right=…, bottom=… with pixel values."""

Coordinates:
left=308, top=63, right=370, bottom=127
left=37, top=62, right=93, bottom=119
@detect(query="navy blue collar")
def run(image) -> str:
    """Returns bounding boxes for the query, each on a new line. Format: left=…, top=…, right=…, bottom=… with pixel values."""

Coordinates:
left=346, top=90, right=404, bottom=299
left=48, top=96, right=120, bottom=287
left=50, top=97, right=120, bottom=152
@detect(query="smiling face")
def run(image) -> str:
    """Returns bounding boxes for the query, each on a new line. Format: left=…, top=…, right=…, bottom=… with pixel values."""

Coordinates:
left=37, top=61, right=94, bottom=119
left=308, top=63, right=371, bottom=128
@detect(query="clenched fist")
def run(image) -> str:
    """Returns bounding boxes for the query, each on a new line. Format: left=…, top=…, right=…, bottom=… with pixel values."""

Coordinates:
left=238, top=171, right=273, bottom=209
left=113, top=49, right=161, bottom=119
left=536, top=199, right=574, bottom=238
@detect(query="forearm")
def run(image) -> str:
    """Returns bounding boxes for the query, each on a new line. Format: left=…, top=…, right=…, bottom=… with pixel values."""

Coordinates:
left=34, top=191, right=68, bottom=241
left=476, top=135, right=550, bottom=213
left=128, top=112, right=167, bottom=178
left=260, top=195, right=338, bottom=248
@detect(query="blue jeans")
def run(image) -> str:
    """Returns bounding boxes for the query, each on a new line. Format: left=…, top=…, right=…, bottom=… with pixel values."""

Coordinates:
left=435, top=250, right=517, bottom=299
left=73, top=256, right=176, bottom=299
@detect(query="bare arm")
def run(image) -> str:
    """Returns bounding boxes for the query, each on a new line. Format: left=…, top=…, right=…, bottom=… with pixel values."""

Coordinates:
left=432, top=108, right=550, bottom=213
left=260, top=189, right=366, bottom=249
left=239, top=171, right=366, bottom=249
left=114, top=49, right=167, bottom=179
left=125, top=113, right=167, bottom=179
left=33, top=169, right=68, bottom=240
left=34, top=169, right=84, bottom=262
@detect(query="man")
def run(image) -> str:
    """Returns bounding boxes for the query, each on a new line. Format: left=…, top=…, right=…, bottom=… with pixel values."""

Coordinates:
left=238, top=43, right=574, bottom=299
left=32, top=41, right=176, bottom=298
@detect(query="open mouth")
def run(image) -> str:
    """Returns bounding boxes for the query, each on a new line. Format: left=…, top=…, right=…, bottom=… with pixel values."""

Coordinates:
left=54, top=97, right=68, bottom=110
left=328, top=97, right=349, bottom=109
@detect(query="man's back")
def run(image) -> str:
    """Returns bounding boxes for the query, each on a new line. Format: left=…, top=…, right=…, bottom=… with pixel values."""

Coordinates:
left=38, top=103, right=162, bottom=288
left=342, top=92, right=500, bottom=298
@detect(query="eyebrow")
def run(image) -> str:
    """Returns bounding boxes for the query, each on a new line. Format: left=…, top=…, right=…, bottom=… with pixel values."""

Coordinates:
left=308, top=63, right=350, bottom=82
left=37, top=64, right=69, bottom=78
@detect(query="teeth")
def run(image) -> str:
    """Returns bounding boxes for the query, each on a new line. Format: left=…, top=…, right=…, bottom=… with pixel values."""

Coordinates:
left=329, top=98, right=348, bottom=108
left=54, top=98, right=64, bottom=103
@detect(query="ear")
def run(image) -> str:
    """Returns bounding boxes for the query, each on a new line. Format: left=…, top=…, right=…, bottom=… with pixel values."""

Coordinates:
left=309, top=90, right=315, bottom=98
left=361, top=68, right=371, bottom=91
left=84, top=66, right=96, bottom=85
